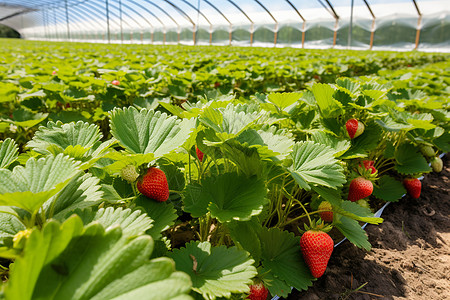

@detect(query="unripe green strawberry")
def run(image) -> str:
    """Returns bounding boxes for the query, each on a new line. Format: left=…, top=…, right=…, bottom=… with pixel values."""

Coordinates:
left=419, top=145, right=435, bottom=158
left=318, top=201, right=333, bottom=222
left=348, top=177, right=373, bottom=202
left=300, top=229, right=334, bottom=278
left=430, top=156, right=443, bottom=173
left=137, top=167, right=169, bottom=202
left=247, top=281, right=268, bottom=300
left=345, top=119, right=365, bottom=139
left=403, top=178, right=421, bottom=199
left=120, top=165, right=139, bottom=182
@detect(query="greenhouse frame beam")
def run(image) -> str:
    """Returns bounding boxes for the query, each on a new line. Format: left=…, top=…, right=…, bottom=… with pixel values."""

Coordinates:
left=64, top=6, right=107, bottom=41
left=412, top=0, right=422, bottom=50
left=163, top=0, right=195, bottom=44
left=126, top=0, right=163, bottom=44
left=64, top=0, right=70, bottom=40
left=284, top=0, right=306, bottom=48
left=202, top=0, right=233, bottom=45
left=253, top=0, right=278, bottom=47
left=362, top=0, right=376, bottom=50
left=111, top=0, right=152, bottom=43
left=317, top=0, right=339, bottom=47
left=179, top=0, right=213, bottom=45
left=0, top=7, right=35, bottom=22
left=226, top=0, right=254, bottom=46
left=141, top=0, right=182, bottom=45
left=47, top=8, right=88, bottom=41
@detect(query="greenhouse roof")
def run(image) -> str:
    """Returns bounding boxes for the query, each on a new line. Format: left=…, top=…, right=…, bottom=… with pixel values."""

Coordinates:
left=0, top=0, right=449, bottom=51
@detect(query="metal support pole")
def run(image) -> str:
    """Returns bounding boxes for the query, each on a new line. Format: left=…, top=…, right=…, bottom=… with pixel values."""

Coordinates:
left=119, top=0, right=123, bottom=43
left=106, top=0, right=111, bottom=43
left=412, top=0, right=422, bottom=50
left=65, top=0, right=70, bottom=40
left=348, top=0, right=354, bottom=48
left=53, top=5, right=59, bottom=41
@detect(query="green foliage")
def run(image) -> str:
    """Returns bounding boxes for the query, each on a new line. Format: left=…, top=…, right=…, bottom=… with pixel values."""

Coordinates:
left=4, top=216, right=193, bottom=300
left=169, top=241, right=257, bottom=300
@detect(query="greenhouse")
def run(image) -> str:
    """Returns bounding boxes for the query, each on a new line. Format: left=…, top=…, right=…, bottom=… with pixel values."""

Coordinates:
left=0, top=1, right=449, bottom=300
left=0, top=0, right=449, bottom=50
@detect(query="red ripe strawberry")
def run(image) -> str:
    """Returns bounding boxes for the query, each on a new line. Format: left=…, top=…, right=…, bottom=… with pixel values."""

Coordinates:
left=318, top=201, right=333, bottom=222
left=361, top=160, right=377, bottom=174
left=300, top=230, right=334, bottom=278
left=348, top=177, right=373, bottom=202
left=111, top=80, right=120, bottom=86
left=247, top=281, right=268, bottom=300
left=52, top=70, right=57, bottom=75
left=196, top=146, right=204, bottom=162
left=345, top=119, right=365, bottom=139
left=137, top=167, right=169, bottom=202
left=403, top=178, right=421, bottom=199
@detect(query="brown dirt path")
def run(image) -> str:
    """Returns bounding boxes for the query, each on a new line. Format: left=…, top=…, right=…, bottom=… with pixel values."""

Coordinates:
left=288, top=155, right=450, bottom=300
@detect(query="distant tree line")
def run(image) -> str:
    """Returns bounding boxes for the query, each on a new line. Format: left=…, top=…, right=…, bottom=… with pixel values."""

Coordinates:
left=0, top=24, right=20, bottom=38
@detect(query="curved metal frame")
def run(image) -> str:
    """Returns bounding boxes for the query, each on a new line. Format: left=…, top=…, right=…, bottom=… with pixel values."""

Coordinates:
left=141, top=0, right=182, bottom=44
left=226, top=0, right=254, bottom=46
left=162, top=0, right=195, bottom=44
left=253, top=0, right=278, bottom=46
left=412, top=0, right=422, bottom=50
left=285, top=0, right=306, bottom=48
left=178, top=0, right=212, bottom=45
left=202, top=0, right=232, bottom=45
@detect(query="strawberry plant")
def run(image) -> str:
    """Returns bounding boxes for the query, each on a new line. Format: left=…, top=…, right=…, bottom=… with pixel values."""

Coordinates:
left=0, top=39, right=448, bottom=300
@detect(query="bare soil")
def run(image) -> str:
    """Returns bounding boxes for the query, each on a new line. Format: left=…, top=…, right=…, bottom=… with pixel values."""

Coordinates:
left=288, top=155, right=450, bottom=300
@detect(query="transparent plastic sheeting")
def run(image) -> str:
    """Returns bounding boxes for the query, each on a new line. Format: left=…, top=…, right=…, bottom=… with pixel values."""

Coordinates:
left=0, top=0, right=449, bottom=51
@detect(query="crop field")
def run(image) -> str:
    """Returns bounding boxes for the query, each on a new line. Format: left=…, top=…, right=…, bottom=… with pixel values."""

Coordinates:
left=0, top=38, right=449, bottom=299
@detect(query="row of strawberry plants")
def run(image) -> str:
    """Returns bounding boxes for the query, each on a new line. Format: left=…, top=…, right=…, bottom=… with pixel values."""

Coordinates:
left=1, top=39, right=449, bottom=148
left=0, top=74, right=448, bottom=299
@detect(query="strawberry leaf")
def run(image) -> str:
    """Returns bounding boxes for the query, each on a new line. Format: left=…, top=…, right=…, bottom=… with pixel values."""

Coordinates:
left=184, top=172, right=267, bottom=223
left=289, top=141, right=346, bottom=190
left=310, top=131, right=351, bottom=157
left=373, top=175, right=406, bottom=202
left=395, top=143, right=431, bottom=174
left=27, top=121, right=102, bottom=154
left=259, top=227, right=314, bottom=292
left=0, top=138, right=19, bottom=169
left=4, top=216, right=192, bottom=300
left=169, top=241, right=257, bottom=300
left=44, top=172, right=103, bottom=221
left=135, top=195, right=177, bottom=240
left=79, top=207, right=154, bottom=238
left=227, top=219, right=263, bottom=263
left=0, top=210, right=26, bottom=245
left=267, top=92, right=302, bottom=110
left=0, top=154, right=80, bottom=213
left=335, top=216, right=371, bottom=250
left=109, top=107, right=195, bottom=156
left=311, top=83, right=343, bottom=118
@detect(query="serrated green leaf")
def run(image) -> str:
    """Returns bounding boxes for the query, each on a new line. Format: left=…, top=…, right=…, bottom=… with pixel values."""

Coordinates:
left=0, top=138, right=19, bottom=168
left=310, top=131, right=351, bottom=157
left=0, top=211, right=26, bottom=245
left=109, top=107, right=195, bottom=156
left=135, top=195, right=177, bottom=240
left=84, top=207, right=153, bottom=238
left=335, top=216, right=371, bottom=250
left=0, top=154, right=80, bottom=213
left=373, top=176, right=406, bottom=202
left=11, top=109, right=48, bottom=128
left=259, top=228, right=314, bottom=291
left=336, top=201, right=383, bottom=224
left=227, top=220, right=262, bottom=263
left=184, top=172, right=267, bottom=223
left=267, top=92, right=302, bottom=110
left=289, top=141, right=346, bottom=190
left=169, top=241, right=256, bottom=300
left=45, top=172, right=103, bottom=221
left=27, top=121, right=102, bottom=155
left=5, top=216, right=192, bottom=300
left=310, top=83, right=343, bottom=118
left=395, top=143, right=431, bottom=174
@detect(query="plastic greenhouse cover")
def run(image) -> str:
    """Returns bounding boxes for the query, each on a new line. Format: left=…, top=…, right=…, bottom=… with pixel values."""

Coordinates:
left=0, top=0, right=449, bottom=51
